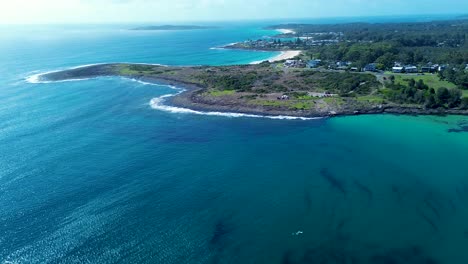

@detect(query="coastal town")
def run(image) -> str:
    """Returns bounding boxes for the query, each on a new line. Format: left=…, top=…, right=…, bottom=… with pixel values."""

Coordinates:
left=228, top=38, right=466, bottom=75
left=223, top=18, right=467, bottom=92
left=281, top=58, right=461, bottom=75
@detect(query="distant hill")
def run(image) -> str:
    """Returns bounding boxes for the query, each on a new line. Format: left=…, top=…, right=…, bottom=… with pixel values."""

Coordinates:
left=131, top=25, right=215, bottom=31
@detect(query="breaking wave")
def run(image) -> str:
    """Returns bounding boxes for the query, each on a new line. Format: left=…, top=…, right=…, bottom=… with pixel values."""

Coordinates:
left=149, top=91, right=319, bottom=120
left=25, top=63, right=108, bottom=84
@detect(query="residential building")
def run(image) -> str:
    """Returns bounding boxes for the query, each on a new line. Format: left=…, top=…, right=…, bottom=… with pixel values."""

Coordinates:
left=364, top=63, right=377, bottom=72
left=421, top=66, right=436, bottom=73
left=405, top=66, right=418, bottom=73
left=307, top=59, right=322, bottom=68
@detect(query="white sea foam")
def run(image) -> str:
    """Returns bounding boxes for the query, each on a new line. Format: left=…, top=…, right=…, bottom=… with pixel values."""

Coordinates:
left=25, top=63, right=107, bottom=84
left=149, top=91, right=319, bottom=120
left=26, top=74, right=93, bottom=84
left=249, top=60, right=268, bottom=65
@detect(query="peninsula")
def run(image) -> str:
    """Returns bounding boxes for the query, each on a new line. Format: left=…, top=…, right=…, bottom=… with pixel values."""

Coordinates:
left=39, top=63, right=468, bottom=117
left=132, top=25, right=215, bottom=31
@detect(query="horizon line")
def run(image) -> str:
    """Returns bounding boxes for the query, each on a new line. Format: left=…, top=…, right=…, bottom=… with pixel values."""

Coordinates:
left=0, top=12, right=465, bottom=26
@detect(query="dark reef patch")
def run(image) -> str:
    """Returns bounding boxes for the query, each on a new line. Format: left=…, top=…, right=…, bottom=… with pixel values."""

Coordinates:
left=447, top=121, right=468, bottom=133
left=320, top=168, right=347, bottom=196
left=209, top=218, right=234, bottom=248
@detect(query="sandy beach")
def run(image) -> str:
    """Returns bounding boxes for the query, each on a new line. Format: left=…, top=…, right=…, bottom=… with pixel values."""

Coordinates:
left=268, top=50, right=302, bottom=62
left=276, top=28, right=296, bottom=34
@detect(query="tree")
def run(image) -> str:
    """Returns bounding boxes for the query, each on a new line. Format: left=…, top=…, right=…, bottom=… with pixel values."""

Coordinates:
left=461, top=97, right=468, bottom=110
left=448, top=89, right=462, bottom=108
left=436, top=87, right=451, bottom=105
left=376, top=52, right=396, bottom=69
left=376, top=63, right=386, bottom=71
left=425, top=94, right=437, bottom=109
left=414, top=90, right=425, bottom=104
left=415, top=79, right=428, bottom=90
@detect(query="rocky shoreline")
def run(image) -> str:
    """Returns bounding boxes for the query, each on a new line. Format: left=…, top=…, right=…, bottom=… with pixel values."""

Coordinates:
left=128, top=76, right=468, bottom=118
left=171, top=88, right=468, bottom=118
left=37, top=63, right=468, bottom=119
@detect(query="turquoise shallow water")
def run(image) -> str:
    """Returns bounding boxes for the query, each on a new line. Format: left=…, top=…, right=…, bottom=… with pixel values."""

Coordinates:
left=1, top=19, right=468, bottom=263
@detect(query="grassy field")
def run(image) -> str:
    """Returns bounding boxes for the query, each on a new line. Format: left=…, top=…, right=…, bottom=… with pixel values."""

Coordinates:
left=208, top=90, right=235, bottom=96
left=356, top=94, right=385, bottom=104
left=385, top=73, right=457, bottom=90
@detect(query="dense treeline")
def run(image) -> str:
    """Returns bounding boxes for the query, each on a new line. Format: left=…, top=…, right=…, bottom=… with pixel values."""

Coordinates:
left=384, top=77, right=465, bottom=109
left=305, top=42, right=467, bottom=70
left=439, top=67, right=468, bottom=90
left=269, top=19, right=468, bottom=47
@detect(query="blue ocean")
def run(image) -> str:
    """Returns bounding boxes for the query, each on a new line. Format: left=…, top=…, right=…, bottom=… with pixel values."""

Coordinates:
left=1, top=16, right=468, bottom=263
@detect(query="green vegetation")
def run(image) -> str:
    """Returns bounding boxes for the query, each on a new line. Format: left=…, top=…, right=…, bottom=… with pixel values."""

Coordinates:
left=461, top=97, right=468, bottom=109
left=196, top=71, right=259, bottom=92
left=298, top=71, right=380, bottom=96
left=42, top=63, right=468, bottom=116
left=383, top=75, right=463, bottom=109
left=268, top=19, right=467, bottom=68
left=218, top=18, right=467, bottom=114
left=251, top=99, right=315, bottom=110
left=356, top=95, right=385, bottom=104
left=252, top=100, right=285, bottom=107
left=323, top=97, right=345, bottom=106
left=118, top=64, right=167, bottom=76
left=438, top=67, right=468, bottom=90
left=389, top=74, right=457, bottom=90
left=208, top=90, right=236, bottom=96
left=290, top=101, right=314, bottom=110
left=264, top=19, right=468, bottom=95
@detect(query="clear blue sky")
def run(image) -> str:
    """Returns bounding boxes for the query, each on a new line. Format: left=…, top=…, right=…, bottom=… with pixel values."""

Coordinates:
left=0, top=0, right=466, bottom=24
